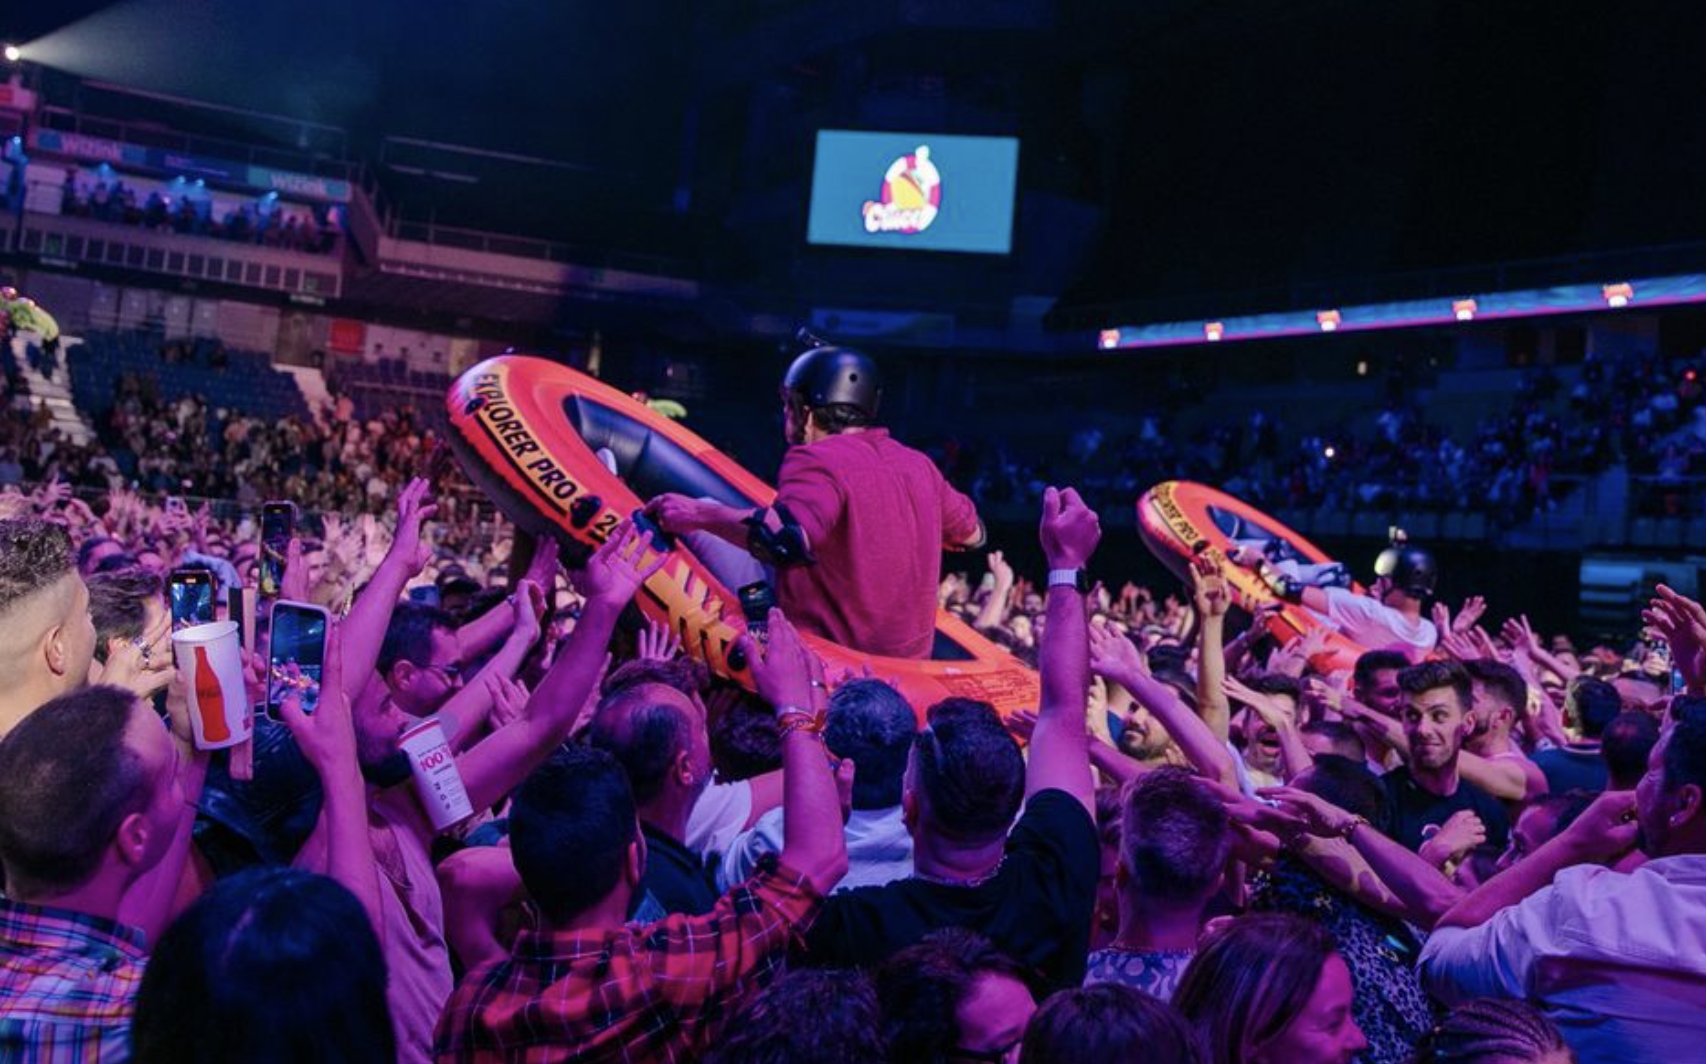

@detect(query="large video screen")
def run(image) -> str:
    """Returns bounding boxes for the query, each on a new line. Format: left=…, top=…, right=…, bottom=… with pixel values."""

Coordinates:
left=807, top=130, right=1019, bottom=255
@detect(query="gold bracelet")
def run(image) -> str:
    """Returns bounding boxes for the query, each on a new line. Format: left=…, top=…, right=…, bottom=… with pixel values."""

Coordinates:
left=1339, top=815, right=1367, bottom=839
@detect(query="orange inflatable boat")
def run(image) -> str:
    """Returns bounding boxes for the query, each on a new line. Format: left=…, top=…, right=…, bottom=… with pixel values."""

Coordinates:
left=446, top=355, right=1039, bottom=716
left=1136, top=480, right=1367, bottom=673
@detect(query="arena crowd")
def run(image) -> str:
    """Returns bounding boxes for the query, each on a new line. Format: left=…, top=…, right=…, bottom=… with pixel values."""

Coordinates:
left=0, top=400, right=1701, bottom=1064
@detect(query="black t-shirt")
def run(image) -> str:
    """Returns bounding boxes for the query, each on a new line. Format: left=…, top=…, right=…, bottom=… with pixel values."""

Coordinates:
left=636, top=823, right=721, bottom=918
left=1379, top=765, right=1510, bottom=854
left=802, top=789, right=1099, bottom=990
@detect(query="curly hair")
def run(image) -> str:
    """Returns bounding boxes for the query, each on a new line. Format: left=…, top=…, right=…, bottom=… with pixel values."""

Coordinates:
left=0, top=518, right=74, bottom=618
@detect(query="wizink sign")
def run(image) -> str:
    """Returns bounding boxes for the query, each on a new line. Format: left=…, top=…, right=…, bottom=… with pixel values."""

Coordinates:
left=808, top=130, right=1018, bottom=255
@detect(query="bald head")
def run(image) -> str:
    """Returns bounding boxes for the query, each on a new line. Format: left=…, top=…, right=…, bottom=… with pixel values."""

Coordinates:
left=588, top=682, right=707, bottom=807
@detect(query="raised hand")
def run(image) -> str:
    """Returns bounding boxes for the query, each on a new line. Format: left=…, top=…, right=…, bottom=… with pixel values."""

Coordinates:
left=98, top=628, right=174, bottom=700
left=279, top=622, right=358, bottom=782
left=1086, top=676, right=1113, bottom=742
left=737, top=609, right=827, bottom=715
left=986, top=549, right=1015, bottom=589
left=1223, top=675, right=1295, bottom=729
left=1468, top=626, right=1510, bottom=663
left=1435, top=619, right=1482, bottom=662
left=637, top=617, right=683, bottom=662
left=510, top=579, right=544, bottom=648
left=1200, top=776, right=1306, bottom=841
left=1039, top=486, right=1101, bottom=570
left=32, top=478, right=70, bottom=513
left=1500, top=614, right=1541, bottom=658
left=279, top=537, right=311, bottom=602
left=581, top=520, right=669, bottom=609
left=523, top=535, right=562, bottom=591
left=1259, top=784, right=1362, bottom=838
left=1088, top=623, right=1148, bottom=684
left=1452, top=596, right=1488, bottom=634
left=1189, top=552, right=1232, bottom=619
left=391, top=477, right=439, bottom=575
left=1644, top=585, right=1706, bottom=692
left=1559, top=789, right=1640, bottom=864
left=486, top=674, right=531, bottom=730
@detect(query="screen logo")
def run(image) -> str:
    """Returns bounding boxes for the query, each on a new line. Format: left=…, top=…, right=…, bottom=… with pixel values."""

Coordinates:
left=862, top=145, right=941, bottom=235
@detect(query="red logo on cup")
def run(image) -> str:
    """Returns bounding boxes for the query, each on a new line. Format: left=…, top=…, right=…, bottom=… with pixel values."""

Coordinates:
left=192, top=645, right=231, bottom=744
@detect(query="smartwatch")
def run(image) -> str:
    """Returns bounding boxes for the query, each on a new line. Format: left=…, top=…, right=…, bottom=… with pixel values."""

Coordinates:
left=1046, top=568, right=1091, bottom=594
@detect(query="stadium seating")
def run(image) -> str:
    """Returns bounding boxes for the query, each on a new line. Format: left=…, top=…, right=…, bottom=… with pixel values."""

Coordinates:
left=69, top=330, right=311, bottom=427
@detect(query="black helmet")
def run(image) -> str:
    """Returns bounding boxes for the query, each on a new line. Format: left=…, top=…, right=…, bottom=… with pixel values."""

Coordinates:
left=782, top=331, right=882, bottom=419
left=1373, top=528, right=1438, bottom=599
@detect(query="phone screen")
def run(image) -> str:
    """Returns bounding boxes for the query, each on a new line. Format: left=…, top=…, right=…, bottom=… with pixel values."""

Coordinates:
left=259, top=502, right=295, bottom=598
left=168, top=570, right=217, bottom=630
left=268, top=601, right=328, bottom=716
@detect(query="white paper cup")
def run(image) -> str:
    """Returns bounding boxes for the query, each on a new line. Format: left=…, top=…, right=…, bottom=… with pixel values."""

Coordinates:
left=399, top=718, right=474, bottom=831
left=172, top=621, right=251, bottom=750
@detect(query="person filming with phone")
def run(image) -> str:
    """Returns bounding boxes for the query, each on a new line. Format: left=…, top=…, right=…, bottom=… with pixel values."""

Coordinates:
left=646, top=335, right=984, bottom=660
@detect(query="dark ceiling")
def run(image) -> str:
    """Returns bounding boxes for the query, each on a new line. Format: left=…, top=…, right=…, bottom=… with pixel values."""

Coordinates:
left=10, top=0, right=1706, bottom=325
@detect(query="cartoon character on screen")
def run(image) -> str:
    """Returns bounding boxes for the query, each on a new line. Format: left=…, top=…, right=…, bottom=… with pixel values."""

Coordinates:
left=863, top=145, right=941, bottom=234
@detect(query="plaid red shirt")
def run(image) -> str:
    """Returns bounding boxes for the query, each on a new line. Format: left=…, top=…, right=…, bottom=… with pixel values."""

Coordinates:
left=0, top=898, right=147, bottom=1064
left=433, top=858, right=823, bottom=1064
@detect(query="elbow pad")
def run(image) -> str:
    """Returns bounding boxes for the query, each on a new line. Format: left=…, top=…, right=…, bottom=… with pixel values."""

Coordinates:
left=1257, top=561, right=1303, bottom=602
left=744, top=503, right=816, bottom=568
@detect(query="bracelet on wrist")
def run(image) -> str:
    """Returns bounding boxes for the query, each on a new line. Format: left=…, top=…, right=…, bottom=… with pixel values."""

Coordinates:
left=776, top=706, right=827, bottom=738
left=1338, top=815, right=1367, bottom=839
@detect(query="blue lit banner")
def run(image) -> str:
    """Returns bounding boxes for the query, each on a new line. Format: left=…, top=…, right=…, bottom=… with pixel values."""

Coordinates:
left=807, top=130, right=1018, bottom=255
left=1097, top=274, right=1706, bottom=351
left=29, top=129, right=352, bottom=203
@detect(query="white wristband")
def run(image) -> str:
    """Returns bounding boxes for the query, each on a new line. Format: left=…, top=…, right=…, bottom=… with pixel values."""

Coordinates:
left=1046, top=569, right=1082, bottom=590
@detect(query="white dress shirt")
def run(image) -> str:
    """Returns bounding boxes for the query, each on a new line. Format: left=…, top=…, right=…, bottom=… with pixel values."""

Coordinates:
left=1419, top=854, right=1706, bottom=1064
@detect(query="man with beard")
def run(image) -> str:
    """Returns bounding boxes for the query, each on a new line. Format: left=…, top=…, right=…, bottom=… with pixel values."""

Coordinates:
left=293, top=519, right=662, bottom=1064
left=1421, top=700, right=1706, bottom=1064
left=1457, top=659, right=1549, bottom=803
left=1379, top=661, right=1509, bottom=865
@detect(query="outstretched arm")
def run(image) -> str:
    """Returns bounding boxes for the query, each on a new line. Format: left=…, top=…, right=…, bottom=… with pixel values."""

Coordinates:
left=283, top=624, right=384, bottom=936
left=742, top=610, right=849, bottom=894
left=1458, top=749, right=1547, bottom=803
left=974, top=551, right=1016, bottom=632
left=1026, top=487, right=1101, bottom=816
left=457, top=539, right=561, bottom=661
left=340, top=477, right=435, bottom=702
left=1092, top=625, right=1238, bottom=789
left=435, top=582, right=547, bottom=751
left=1435, top=790, right=1638, bottom=930
left=1191, top=554, right=1234, bottom=742
left=1262, top=785, right=1464, bottom=927
left=456, top=523, right=666, bottom=814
